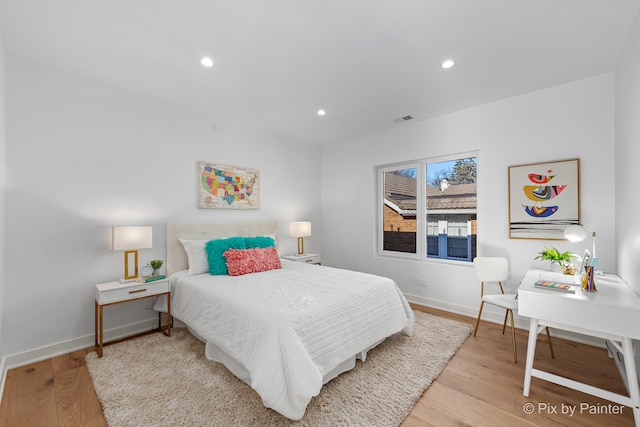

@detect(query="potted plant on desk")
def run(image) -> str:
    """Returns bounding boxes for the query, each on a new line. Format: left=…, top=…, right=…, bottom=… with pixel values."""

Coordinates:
left=534, top=246, right=577, bottom=274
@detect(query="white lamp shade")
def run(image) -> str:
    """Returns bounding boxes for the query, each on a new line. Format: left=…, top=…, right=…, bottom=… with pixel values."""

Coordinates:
left=564, top=224, right=589, bottom=242
left=289, top=221, right=311, bottom=238
left=112, top=226, right=153, bottom=250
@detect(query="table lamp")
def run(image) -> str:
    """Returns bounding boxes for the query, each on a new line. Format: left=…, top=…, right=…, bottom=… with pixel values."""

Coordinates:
left=289, top=222, right=311, bottom=256
left=112, top=226, right=153, bottom=282
left=564, top=224, right=596, bottom=258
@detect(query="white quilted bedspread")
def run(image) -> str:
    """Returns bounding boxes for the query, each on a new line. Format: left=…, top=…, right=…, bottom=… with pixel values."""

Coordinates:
left=168, top=260, right=414, bottom=420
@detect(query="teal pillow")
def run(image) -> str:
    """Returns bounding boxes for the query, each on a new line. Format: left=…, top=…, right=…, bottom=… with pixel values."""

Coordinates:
left=206, top=237, right=247, bottom=275
left=244, top=236, right=276, bottom=249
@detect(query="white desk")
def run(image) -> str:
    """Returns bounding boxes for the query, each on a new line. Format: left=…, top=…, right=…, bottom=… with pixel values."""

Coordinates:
left=518, top=269, right=640, bottom=426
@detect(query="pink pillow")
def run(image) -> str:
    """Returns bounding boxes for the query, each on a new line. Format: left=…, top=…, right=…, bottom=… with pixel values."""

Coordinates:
left=223, top=247, right=282, bottom=276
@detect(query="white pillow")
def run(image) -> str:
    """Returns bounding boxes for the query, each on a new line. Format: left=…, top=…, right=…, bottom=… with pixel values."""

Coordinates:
left=179, top=239, right=209, bottom=275
left=179, top=234, right=277, bottom=275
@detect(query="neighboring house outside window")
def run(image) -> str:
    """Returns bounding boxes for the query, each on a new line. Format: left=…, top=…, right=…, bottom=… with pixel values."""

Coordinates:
left=425, top=180, right=477, bottom=261
left=383, top=169, right=418, bottom=253
left=378, top=154, right=477, bottom=262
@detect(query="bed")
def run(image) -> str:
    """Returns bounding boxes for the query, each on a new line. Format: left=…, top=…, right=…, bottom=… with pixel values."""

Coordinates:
left=157, top=221, right=414, bottom=420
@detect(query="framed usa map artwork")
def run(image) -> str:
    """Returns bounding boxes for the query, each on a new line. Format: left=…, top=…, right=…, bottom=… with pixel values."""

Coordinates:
left=508, top=158, right=580, bottom=239
left=197, top=161, right=260, bottom=209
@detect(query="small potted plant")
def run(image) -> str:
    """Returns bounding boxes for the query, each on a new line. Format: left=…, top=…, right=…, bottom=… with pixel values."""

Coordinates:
left=150, top=259, right=163, bottom=276
left=534, top=246, right=577, bottom=274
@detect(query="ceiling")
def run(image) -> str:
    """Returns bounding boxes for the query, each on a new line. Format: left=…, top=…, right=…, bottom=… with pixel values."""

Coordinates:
left=1, top=0, right=639, bottom=145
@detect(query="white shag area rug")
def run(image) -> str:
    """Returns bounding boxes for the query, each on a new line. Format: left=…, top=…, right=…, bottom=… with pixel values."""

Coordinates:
left=86, top=310, right=472, bottom=427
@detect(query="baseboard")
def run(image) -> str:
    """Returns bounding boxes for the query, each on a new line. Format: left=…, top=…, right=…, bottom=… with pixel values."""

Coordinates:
left=404, top=293, right=606, bottom=348
left=0, top=355, right=6, bottom=403
left=2, top=317, right=161, bottom=373
left=405, top=293, right=486, bottom=322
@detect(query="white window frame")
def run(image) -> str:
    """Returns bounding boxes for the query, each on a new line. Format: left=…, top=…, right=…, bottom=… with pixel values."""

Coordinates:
left=376, top=151, right=478, bottom=262
left=377, top=162, right=423, bottom=259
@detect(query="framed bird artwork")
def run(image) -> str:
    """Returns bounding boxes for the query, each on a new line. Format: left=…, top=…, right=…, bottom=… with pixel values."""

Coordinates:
left=508, top=158, right=580, bottom=239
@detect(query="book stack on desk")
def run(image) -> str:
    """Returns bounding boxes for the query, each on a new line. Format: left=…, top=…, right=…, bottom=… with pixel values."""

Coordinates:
left=534, top=280, right=576, bottom=293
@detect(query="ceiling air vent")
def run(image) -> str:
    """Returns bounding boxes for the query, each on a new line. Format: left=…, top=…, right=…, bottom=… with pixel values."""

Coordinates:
left=393, top=115, right=414, bottom=123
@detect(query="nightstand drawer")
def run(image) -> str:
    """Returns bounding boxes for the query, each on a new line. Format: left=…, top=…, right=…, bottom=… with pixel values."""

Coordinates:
left=281, top=254, right=321, bottom=265
left=95, top=279, right=169, bottom=305
left=299, top=255, right=321, bottom=265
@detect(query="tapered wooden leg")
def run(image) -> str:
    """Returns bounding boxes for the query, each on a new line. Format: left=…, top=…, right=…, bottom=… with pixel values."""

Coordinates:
left=509, top=309, right=517, bottom=363
left=545, top=327, right=555, bottom=358
left=502, top=310, right=509, bottom=334
left=474, top=302, right=484, bottom=337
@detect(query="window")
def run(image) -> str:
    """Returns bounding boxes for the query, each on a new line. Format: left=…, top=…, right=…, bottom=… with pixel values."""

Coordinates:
left=381, top=166, right=418, bottom=253
left=378, top=153, right=477, bottom=262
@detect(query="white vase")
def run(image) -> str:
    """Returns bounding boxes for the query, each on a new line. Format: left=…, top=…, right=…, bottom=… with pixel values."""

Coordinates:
left=550, top=262, right=562, bottom=272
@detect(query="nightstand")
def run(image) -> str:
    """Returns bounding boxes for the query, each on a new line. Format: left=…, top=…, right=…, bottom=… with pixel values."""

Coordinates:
left=94, top=278, right=171, bottom=357
left=281, top=253, right=321, bottom=265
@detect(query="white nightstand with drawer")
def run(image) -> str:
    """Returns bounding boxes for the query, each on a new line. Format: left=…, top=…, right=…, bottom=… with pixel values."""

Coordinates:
left=94, top=278, right=171, bottom=357
left=281, top=253, right=321, bottom=265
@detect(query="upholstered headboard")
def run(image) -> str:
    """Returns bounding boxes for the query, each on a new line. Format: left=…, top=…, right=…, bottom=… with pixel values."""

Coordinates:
left=166, top=221, right=279, bottom=276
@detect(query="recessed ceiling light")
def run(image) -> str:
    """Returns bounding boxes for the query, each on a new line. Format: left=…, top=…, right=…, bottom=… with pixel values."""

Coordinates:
left=201, top=57, right=214, bottom=68
left=317, top=109, right=326, bottom=116
left=442, top=59, right=455, bottom=69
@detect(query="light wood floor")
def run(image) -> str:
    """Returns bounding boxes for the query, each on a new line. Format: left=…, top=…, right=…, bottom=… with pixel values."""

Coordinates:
left=0, top=305, right=635, bottom=426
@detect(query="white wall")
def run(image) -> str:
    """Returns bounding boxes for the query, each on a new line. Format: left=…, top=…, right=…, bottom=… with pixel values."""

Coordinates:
left=3, top=57, right=321, bottom=359
left=321, top=74, right=615, bottom=320
left=615, top=11, right=640, bottom=297
left=0, top=33, right=6, bottom=370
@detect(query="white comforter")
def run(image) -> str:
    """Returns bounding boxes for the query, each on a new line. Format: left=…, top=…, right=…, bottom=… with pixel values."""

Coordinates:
left=168, top=260, right=414, bottom=420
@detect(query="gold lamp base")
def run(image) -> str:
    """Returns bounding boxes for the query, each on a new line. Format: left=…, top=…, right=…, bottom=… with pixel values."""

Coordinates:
left=120, top=249, right=139, bottom=283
